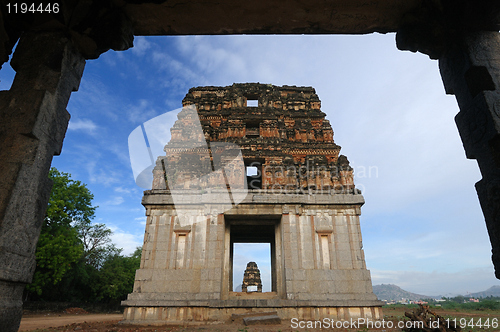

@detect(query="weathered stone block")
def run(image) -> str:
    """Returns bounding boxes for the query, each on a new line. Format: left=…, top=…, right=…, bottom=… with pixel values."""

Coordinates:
left=135, top=269, right=153, bottom=281
left=243, top=314, right=281, bottom=325
left=293, top=269, right=306, bottom=281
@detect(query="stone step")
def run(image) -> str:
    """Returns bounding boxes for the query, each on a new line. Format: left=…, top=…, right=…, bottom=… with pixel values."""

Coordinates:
left=231, top=311, right=278, bottom=324
left=243, top=314, right=282, bottom=326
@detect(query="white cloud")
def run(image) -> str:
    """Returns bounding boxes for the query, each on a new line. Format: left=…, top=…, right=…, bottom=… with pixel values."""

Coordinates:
left=109, top=226, right=143, bottom=256
left=86, top=161, right=123, bottom=187
left=115, top=186, right=132, bottom=194
left=104, top=196, right=124, bottom=206
left=132, top=36, right=152, bottom=56
left=363, top=202, right=493, bottom=276
left=69, top=77, right=121, bottom=122
left=101, top=141, right=132, bottom=169
left=151, top=49, right=203, bottom=91
left=176, top=36, right=247, bottom=78
left=68, top=118, right=97, bottom=132
left=127, top=99, right=158, bottom=124
left=134, top=216, right=147, bottom=225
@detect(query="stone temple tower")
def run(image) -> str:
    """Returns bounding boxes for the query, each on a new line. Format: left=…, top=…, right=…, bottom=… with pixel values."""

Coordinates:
left=122, top=83, right=382, bottom=324
left=242, top=262, right=262, bottom=293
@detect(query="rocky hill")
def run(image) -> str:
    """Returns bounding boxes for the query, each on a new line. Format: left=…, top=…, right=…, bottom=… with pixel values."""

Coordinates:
left=469, top=285, right=500, bottom=298
left=373, top=284, right=435, bottom=301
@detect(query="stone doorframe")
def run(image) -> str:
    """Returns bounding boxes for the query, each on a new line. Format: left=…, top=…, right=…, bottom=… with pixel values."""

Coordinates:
left=222, top=215, right=283, bottom=298
left=2, top=1, right=500, bottom=331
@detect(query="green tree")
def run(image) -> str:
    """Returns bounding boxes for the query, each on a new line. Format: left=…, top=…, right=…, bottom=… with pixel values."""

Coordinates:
left=451, top=295, right=466, bottom=304
left=75, top=219, right=118, bottom=269
left=27, top=167, right=141, bottom=305
left=27, top=227, right=83, bottom=296
left=44, top=168, right=96, bottom=229
left=27, top=167, right=96, bottom=297
left=93, top=247, right=142, bottom=304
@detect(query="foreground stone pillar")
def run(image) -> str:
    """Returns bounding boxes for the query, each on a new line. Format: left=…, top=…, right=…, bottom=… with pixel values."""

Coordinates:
left=439, top=32, right=500, bottom=278
left=0, top=32, right=85, bottom=331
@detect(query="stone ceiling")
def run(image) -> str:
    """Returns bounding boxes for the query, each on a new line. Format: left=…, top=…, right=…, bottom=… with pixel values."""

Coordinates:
left=124, top=0, right=421, bottom=35
left=1, top=0, right=499, bottom=62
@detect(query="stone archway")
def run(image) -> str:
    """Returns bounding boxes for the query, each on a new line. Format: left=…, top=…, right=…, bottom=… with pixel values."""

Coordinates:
left=1, top=1, right=500, bottom=331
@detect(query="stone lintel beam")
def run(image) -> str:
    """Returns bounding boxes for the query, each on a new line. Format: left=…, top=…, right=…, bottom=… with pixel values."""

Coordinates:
left=0, top=1, right=134, bottom=62
left=0, top=31, right=85, bottom=332
left=438, top=31, right=500, bottom=278
left=124, top=0, right=422, bottom=35
left=5, top=0, right=499, bottom=42
left=396, top=0, right=500, bottom=60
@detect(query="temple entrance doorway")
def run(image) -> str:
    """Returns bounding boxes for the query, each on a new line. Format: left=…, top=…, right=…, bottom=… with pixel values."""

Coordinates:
left=226, top=217, right=281, bottom=296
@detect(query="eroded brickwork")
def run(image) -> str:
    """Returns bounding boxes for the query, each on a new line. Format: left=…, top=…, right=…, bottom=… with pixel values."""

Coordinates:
left=154, top=83, right=355, bottom=193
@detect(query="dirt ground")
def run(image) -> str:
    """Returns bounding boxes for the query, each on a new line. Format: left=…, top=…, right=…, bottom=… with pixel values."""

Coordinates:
left=19, top=313, right=123, bottom=331
left=19, top=316, right=398, bottom=332
left=19, top=311, right=393, bottom=332
left=18, top=306, right=500, bottom=332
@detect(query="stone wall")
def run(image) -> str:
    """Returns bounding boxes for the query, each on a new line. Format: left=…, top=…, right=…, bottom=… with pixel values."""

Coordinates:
left=122, top=191, right=381, bottom=323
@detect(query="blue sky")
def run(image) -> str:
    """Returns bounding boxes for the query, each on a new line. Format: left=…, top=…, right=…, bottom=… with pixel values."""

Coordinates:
left=2, top=33, right=498, bottom=297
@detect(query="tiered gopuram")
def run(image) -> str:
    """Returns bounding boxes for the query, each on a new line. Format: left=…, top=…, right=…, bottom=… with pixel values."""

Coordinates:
left=122, top=83, right=382, bottom=324
left=242, top=262, right=263, bottom=293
